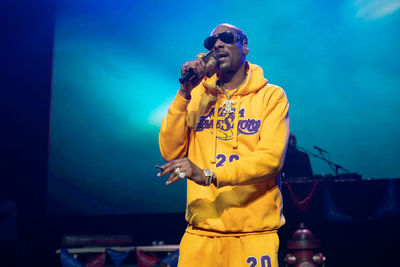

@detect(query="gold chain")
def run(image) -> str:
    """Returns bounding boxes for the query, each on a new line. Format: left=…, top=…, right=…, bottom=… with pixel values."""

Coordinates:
left=220, top=75, right=247, bottom=99
left=220, top=75, right=247, bottom=114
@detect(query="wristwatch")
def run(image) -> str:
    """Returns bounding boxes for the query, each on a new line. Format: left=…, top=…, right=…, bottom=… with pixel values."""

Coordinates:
left=203, top=169, right=215, bottom=186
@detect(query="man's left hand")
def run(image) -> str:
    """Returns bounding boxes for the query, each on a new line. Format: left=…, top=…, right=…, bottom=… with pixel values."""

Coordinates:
left=157, top=158, right=207, bottom=186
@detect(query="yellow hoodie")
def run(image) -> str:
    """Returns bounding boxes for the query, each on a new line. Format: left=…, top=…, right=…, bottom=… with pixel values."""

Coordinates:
left=159, top=63, right=289, bottom=236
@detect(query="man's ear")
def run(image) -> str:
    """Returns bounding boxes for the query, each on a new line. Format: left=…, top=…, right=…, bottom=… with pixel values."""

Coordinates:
left=242, top=40, right=249, bottom=55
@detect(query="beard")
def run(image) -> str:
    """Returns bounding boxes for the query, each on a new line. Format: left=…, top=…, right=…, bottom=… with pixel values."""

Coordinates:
left=217, top=56, right=233, bottom=72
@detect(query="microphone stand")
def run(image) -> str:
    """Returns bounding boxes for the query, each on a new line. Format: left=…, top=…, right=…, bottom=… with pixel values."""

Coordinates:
left=297, top=146, right=350, bottom=176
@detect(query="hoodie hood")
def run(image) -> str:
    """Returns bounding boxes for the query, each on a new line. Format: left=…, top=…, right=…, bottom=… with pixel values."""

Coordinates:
left=186, top=62, right=267, bottom=129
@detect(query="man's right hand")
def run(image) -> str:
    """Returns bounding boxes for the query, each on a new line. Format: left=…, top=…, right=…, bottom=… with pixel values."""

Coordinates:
left=178, top=57, right=213, bottom=100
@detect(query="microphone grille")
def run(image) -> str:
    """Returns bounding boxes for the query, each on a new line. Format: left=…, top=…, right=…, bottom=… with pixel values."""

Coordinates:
left=196, top=52, right=207, bottom=59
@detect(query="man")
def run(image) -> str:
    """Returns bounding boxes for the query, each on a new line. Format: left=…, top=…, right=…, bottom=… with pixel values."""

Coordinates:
left=282, top=133, right=313, bottom=179
left=158, top=23, right=289, bottom=267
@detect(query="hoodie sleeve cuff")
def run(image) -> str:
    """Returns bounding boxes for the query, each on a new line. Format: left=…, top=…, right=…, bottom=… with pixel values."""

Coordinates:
left=212, top=166, right=237, bottom=188
left=170, top=91, right=190, bottom=113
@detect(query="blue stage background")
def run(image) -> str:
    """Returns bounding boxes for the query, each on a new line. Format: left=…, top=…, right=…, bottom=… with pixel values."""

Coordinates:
left=47, top=0, right=400, bottom=215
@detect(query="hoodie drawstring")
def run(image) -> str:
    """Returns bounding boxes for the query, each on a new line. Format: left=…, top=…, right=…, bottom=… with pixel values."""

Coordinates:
left=210, top=99, right=219, bottom=164
left=233, top=95, right=241, bottom=149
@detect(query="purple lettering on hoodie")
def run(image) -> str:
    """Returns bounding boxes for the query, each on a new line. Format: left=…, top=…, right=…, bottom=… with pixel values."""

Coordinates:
left=195, top=108, right=261, bottom=136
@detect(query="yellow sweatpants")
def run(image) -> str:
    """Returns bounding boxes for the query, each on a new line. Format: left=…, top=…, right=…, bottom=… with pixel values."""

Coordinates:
left=178, top=231, right=279, bottom=267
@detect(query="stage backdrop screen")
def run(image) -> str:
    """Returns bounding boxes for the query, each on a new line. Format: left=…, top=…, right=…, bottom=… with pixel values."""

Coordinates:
left=47, top=0, right=400, bottom=215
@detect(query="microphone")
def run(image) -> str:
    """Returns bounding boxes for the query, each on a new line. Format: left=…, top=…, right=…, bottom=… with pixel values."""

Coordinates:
left=313, top=145, right=328, bottom=154
left=179, top=50, right=217, bottom=84
left=179, top=68, right=196, bottom=84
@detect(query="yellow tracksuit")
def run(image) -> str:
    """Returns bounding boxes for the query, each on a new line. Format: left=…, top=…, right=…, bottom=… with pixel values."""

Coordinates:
left=159, top=63, right=289, bottom=267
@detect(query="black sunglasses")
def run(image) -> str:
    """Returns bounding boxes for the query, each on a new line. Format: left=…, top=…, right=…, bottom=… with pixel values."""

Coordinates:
left=203, top=31, right=241, bottom=50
